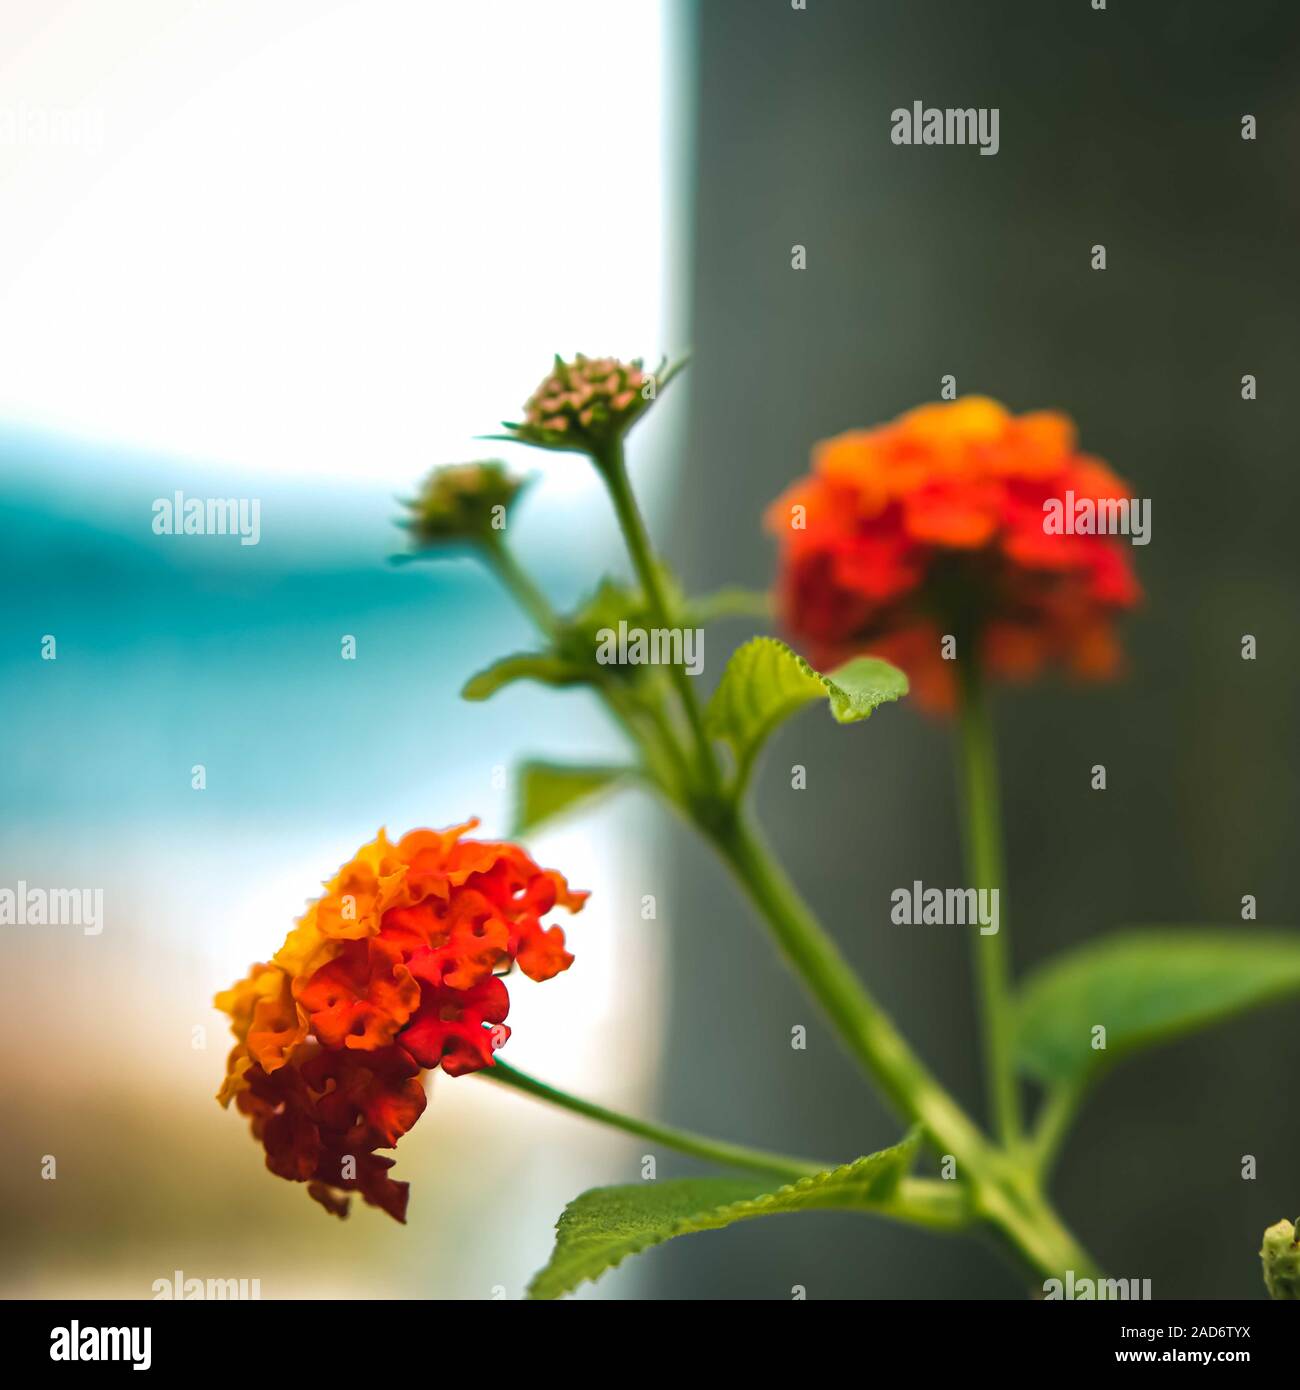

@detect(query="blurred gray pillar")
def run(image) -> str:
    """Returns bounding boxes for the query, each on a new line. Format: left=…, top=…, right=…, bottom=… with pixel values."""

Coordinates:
left=651, top=0, right=1300, bottom=1298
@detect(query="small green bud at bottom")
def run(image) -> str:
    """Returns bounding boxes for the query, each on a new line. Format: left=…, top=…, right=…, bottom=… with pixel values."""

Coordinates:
left=402, top=461, right=525, bottom=549
left=1260, top=1218, right=1300, bottom=1300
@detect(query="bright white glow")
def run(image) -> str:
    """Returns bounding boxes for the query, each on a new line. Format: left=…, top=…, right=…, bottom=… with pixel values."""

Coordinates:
left=0, top=0, right=672, bottom=488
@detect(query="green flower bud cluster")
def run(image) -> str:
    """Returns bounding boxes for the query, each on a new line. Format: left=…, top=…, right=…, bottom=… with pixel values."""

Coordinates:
left=400, top=461, right=525, bottom=549
left=1260, top=1217, right=1300, bottom=1300
left=501, top=353, right=681, bottom=458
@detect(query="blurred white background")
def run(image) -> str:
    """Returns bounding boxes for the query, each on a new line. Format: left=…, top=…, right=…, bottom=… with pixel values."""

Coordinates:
left=0, top=0, right=695, bottom=1300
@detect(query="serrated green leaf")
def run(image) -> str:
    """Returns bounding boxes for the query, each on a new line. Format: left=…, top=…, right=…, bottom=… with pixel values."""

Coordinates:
left=704, top=637, right=907, bottom=784
left=527, top=1132, right=918, bottom=1300
left=821, top=654, right=911, bottom=722
left=461, top=651, right=588, bottom=701
left=513, top=761, right=632, bottom=835
left=1014, top=929, right=1300, bottom=1089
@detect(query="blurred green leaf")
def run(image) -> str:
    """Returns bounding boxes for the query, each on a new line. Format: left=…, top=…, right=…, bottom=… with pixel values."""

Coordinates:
left=463, top=573, right=690, bottom=704
left=1014, top=929, right=1300, bottom=1089
left=461, top=651, right=587, bottom=701
left=704, top=637, right=907, bottom=784
left=513, top=761, right=632, bottom=835
left=554, top=577, right=666, bottom=681
left=527, top=1133, right=918, bottom=1300
left=564, top=570, right=684, bottom=636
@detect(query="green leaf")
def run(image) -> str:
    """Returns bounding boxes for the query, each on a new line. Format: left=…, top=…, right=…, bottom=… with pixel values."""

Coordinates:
left=513, top=761, right=632, bottom=835
left=552, top=577, right=664, bottom=677
left=460, top=651, right=588, bottom=701
left=1014, top=928, right=1300, bottom=1090
left=463, top=576, right=669, bottom=705
left=527, top=1132, right=918, bottom=1300
left=821, top=654, right=911, bottom=722
left=565, top=570, right=682, bottom=637
left=461, top=570, right=690, bottom=705
left=704, top=637, right=907, bottom=783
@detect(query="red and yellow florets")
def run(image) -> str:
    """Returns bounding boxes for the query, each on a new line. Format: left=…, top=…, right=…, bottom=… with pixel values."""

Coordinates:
left=767, top=397, right=1141, bottom=712
left=216, top=822, right=587, bottom=1222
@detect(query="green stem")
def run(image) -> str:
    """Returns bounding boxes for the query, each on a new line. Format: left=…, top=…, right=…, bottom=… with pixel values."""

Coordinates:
left=483, top=1061, right=972, bottom=1234
left=481, top=533, right=559, bottom=638
left=707, top=809, right=991, bottom=1166
left=976, top=1178, right=1103, bottom=1287
left=890, top=1178, right=973, bottom=1232
left=1030, top=1085, right=1080, bottom=1180
left=631, top=675, right=694, bottom=796
left=594, top=439, right=721, bottom=790
left=955, top=654, right=1022, bottom=1147
left=481, top=533, right=687, bottom=794
left=703, top=808, right=1101, bottom=1284
left=481, top=1059, right=823, bottom=1182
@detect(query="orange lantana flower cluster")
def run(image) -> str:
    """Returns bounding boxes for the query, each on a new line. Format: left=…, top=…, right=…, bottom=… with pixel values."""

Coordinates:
left=216, top=822, right=587, bottom=1221
left=766, top=397, right=1141, bottom=712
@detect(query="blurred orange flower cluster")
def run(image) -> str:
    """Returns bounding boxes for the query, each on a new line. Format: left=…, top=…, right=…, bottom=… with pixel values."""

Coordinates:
left=767, top=397, right=1141, bottom=711
left=216, top=822, right=587, bottom=1221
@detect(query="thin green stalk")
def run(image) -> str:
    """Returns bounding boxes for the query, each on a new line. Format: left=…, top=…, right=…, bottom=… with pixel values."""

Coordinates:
left=484, top=1062, right=971, bottom=1233
left=955, top=655, right=1022, bottom=1147
left=629, top=675, right=694, bottom=796
left=481, top=1059, right=824, bottom=1182
left=481, top=533, right=689, bottom=794
left=976, top=1177, right=1103, bottom=1286
left=1030, top=1085, right=1080, bottom=1180
left=481, top=532, right=559, bottom=638
left=979, top=1216, right=1099, bottom=1290
left=890, top=1178, right=973, bottom=1232
left=707, top=809, right=991, bottom=1166
left=703, top=809, right=1100, bottom=1281
left=594, top=440, right=721, bottom=791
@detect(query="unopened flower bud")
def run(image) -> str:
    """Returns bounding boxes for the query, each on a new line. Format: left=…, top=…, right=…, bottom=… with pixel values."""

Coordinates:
left=399, top=461, right=525, bottom=550
left=1260, top=1217, right=1300, bottom=1300
left=502, top=353, right=682, bottom=458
